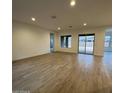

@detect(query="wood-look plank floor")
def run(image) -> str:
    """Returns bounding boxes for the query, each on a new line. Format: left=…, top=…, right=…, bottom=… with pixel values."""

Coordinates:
left=13, top=52, right=112, bottom=93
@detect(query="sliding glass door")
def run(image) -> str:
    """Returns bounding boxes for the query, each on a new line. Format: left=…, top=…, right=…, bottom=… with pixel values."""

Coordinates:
left=78, top=34, right=95, bottom=54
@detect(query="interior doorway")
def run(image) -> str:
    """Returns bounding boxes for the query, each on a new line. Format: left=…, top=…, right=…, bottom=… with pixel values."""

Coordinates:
left=78, top=34, right=95, bottom=54
left=50, top=33, right=54, bottom=52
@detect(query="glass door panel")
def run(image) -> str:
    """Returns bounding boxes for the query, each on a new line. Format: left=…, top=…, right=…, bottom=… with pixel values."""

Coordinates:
left=79, top=36, right=85, bottom=53
left=86, top=36, right=94, bottom=54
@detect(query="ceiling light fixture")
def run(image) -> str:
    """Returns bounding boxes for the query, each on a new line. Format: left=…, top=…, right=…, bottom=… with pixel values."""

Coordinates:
left=57, top=27, right=61, bottom=30
left=31, top=17, right=36, bottom=21
left=83, top=23, right=87, bottom=26
left=70, top=0, right=76, bottom=7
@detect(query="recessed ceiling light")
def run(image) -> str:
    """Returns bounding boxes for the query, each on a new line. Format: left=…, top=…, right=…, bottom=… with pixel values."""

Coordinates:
left=70, top=0, right=76, bottom=7
left=31, top=17, right=36, bottom=21
left=83, top=23, right=87, bottom=26
left=57, top=27, right=61, bottom=30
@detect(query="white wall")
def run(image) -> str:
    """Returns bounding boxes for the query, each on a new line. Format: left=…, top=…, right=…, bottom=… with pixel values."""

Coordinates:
left=54, top=27, right=111, bottom=56
left=12, top=21, right=51, bottom=61
left=13, top=20, right=111, bottom=60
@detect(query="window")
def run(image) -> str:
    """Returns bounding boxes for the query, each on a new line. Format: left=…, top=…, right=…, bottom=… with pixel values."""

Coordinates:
left=61, top=35, right=72, bottom=48
left=104, top=36, right=112, bottom=47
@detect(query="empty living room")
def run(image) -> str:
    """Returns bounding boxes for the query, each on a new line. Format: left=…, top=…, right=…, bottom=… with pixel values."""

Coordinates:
left=1, top=0, right=116, bottom=93
left=12, top=0, right=112, bottom=93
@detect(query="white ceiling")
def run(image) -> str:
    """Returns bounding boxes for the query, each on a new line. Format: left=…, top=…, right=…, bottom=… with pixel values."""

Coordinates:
left=13, top=0, right=112, bottom=31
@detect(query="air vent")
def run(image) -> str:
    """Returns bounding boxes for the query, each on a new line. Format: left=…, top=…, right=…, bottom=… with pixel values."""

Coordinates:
left=69, top=26, right=72, bottom=28
left=51, top=16, right=56, bottom=19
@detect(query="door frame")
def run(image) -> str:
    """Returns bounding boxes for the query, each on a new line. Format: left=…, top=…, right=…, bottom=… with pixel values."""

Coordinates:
left=78, top=33, right=95, bottom=55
